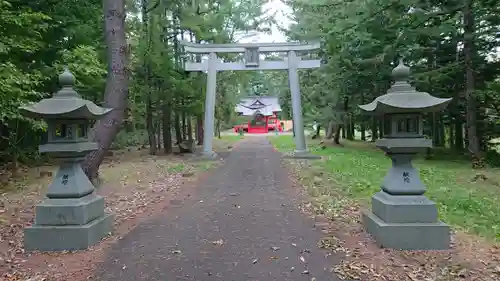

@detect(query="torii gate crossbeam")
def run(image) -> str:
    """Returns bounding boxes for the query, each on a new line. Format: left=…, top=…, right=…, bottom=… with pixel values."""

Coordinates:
left=181, top=40, right=321, bottom=160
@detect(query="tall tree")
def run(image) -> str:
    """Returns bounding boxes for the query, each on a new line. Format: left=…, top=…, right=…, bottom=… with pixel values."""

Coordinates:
left=83, top=0, right=129, bottom=180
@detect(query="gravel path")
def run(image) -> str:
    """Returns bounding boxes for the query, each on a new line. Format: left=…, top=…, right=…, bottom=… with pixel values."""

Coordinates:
left=94, top=137, right=342, bottom=281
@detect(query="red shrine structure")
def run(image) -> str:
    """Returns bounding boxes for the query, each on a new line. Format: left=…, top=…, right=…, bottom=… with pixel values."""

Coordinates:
left=233, top=96, right=283, bottom=134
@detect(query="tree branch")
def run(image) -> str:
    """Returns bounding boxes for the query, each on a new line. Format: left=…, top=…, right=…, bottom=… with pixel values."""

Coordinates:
left=145, top=0, right=160, bottom=14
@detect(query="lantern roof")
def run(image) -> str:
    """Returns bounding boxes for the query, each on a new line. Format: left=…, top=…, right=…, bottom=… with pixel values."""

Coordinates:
left=20, top=69, right=112, bottom=120
left=358, top=59, right=452, bottom=114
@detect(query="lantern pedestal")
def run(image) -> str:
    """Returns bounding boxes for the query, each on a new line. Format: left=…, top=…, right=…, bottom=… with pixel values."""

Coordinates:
left=25, top=209, right=112, bottom=252
left=24, top=161, right=113, bottom=252
left=362, top=138, right=450, bottom=250
left=362, top=193, right=450, bottom=250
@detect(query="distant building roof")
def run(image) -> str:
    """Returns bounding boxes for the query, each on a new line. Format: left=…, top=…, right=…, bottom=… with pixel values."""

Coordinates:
left=235, top=96, right=281, bottom=116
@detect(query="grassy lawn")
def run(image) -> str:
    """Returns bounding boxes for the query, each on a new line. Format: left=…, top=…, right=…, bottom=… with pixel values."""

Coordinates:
left=270, top=135, right=500, bottom=241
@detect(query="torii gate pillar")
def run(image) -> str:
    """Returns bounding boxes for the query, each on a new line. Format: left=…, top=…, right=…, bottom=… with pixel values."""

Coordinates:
left=203, top=52, right=218, bottom=159
left=181, top=41, right=321, bottom=160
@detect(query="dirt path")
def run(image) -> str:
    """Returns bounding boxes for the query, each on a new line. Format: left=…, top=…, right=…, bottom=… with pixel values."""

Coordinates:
left=93, top=137, right=342, bottom=281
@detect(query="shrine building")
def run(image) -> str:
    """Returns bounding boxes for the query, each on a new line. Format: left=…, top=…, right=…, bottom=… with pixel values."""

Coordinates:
left=234, top=96, right=283, bottom=134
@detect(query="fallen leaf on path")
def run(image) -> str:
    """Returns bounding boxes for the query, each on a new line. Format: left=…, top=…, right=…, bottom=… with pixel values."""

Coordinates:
left=212, top=239, right=224, bottom=246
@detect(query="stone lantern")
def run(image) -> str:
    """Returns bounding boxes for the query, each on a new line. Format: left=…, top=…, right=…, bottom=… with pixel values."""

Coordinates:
left=358, top=59, right=452, bottom=250
left=20, top=69, right=113, bottom=251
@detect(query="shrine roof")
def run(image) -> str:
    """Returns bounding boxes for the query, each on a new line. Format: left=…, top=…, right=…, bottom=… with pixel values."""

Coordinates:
left=235, top=96, right=281, bottom=116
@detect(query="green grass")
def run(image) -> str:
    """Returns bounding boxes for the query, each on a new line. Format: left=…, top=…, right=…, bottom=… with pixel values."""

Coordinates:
left=270, top=135, right=500, bottom=241
left=167, top=163, right=186, bottom=173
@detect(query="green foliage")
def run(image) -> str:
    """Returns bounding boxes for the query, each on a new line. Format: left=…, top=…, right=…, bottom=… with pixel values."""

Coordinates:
left=111, top=130, right=149, bottom=149
left=55, top=46, right=107, bottom=102
left=0, top=0, right=274, bottom=166
left=277, top=0, right=500, bottom=149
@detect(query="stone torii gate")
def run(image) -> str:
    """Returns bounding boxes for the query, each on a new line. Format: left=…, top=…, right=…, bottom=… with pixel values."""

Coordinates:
left=181, top=41, right=322, bottom=159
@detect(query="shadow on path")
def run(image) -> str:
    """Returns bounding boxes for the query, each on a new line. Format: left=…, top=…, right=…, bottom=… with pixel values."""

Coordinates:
left=94, top=137, right=342, bottom=281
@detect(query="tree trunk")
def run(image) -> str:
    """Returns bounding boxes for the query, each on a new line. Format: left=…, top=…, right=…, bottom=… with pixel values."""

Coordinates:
left=463, top=0, right=481, bottom=161
left=156, top=119, right=162, bottom=151
left=360, top=121, right=366, bottom=141
left=325, top=120, right=334, bottom=139
left=162, top=101, right=172, bottom=154
left=181, top=109, right=187, bottom=139
left=334, top=124, right=342, bottom=144
left=378, top=119, right=384, bottom=138
left=82, top=0, right=128, bottom=180
left=196, top=115, right=203, bottom=145
left=187, top=116, right=193, bottom=141
left=360, top=92, right=366, bottom=141
left=370, top=117, right=378, bottom=142
left=346, top=114, right=354, bottom=140
left=146, top=95, right=157, bottom=155
left=216, top=119, right=221, bottom=139
left=437, top=114, right=446, bottom=147
left=194, top=115, right=199, bottom=140
left=174, top=112, right=182, bottom=144
left=448, top=118, right=455, bottom=149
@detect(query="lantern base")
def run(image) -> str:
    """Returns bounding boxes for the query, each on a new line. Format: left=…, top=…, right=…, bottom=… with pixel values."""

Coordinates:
left=24, top=193, right=112, bottom=252
left=362, top=192, right=450, bottom=250
left=24, top=213, right=112, bottom=252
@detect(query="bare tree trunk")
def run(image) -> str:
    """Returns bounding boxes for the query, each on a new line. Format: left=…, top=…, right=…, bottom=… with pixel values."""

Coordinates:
left=146, top=95, right=157, bottom=155
left=162, top=101, right=172, bottom=154
left=370, top=117, right=378, bottom=142
left=325, top=120, right=334, bottom=139
left=83, top=0, right=128, bottom=180
left=463, top=0, right=481, bottom=163
left=181, top=110, right=187, bottom=140
left=156, top=119, right=162, bottom=151
left=216, top=119, right=221, bottom=139
left=360, top=92, right=366, bottom=141
left=187, top=116, right=193, bottom=141
left=174, top=112, right=182, bottom=144
left=194, top=115, right=199, bottom=141
left=334, top=124, right=342, bottom=144
left=196, top=115, right=203, bottom=145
